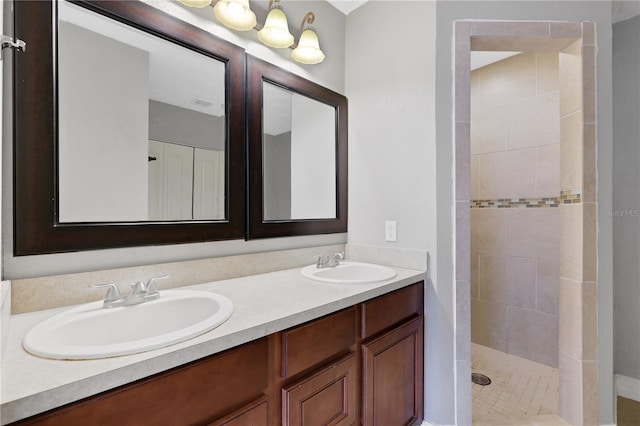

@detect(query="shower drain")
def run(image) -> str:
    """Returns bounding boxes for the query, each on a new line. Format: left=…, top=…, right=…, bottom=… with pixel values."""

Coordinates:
left=472, top=373, right=492, bottom=386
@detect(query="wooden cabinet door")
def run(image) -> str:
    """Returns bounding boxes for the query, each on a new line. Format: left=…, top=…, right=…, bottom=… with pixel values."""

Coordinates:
left=362, top=316, right=423, bottom=426
left=282, top=353, right=358, bottom=426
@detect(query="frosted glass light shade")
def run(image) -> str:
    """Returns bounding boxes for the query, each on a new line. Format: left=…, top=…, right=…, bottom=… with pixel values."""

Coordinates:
left=178, top=0, right=212, bottom=7
left=213, top=0, right=257, bottom=31
left=257, top=6, right=294, bottom=48
left=292, top=28, right=325, bottom=64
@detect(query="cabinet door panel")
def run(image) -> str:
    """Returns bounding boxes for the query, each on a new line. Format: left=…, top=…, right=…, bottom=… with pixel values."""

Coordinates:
left=209, top=397, right=268, bottom=426
left=362, top=317, right=424, bottom=426
left=282, top=353, right=357, bottom=426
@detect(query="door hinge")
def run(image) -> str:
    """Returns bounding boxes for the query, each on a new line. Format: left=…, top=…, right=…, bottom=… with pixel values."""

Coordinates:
left=1, top=35, right=26, bottom=60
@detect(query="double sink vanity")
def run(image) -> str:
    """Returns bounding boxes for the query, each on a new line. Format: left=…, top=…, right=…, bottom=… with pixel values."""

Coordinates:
left=2, top=261, right=425, bottom=425
left=6, top=0, right=425, bottom=424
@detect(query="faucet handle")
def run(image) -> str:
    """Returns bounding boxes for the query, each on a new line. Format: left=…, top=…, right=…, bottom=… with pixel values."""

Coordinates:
left=89, top=283, right=121, bottom=303
left=145, top=273, right=169, bottom=300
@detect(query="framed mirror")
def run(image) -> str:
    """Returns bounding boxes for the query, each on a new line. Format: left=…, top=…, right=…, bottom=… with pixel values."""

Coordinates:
left=13, top=0, right=246, bottom=255
left=246, top=56, right=348, bottom=239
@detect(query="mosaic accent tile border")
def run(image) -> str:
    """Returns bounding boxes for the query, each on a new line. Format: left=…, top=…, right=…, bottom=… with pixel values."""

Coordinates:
left=471, top=189, right=581, bottom=209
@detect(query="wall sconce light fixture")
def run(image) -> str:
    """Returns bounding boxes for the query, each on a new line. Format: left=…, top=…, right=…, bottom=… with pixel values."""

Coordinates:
left=291, top=12, right=324, bottom=65
left=212, top=0, right=257, bottom=31
left=257, top=0, right=294, bottom=48
left=178, top=0, right=324, bottom=64
left=178, top=0, right=212, bottom=7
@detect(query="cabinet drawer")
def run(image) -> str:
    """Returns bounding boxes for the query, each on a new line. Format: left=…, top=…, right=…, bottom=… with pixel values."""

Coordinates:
left=282, top=307, right=356, bottom=379
left=361, top=282, right=423, bottom=340
left=15, top=338, right=269, bottom=426
left=282, top=353, right=358, bottom=426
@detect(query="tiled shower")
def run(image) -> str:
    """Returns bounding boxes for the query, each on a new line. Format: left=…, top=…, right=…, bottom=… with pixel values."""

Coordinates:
left=470, top=52, right=562, bottom=368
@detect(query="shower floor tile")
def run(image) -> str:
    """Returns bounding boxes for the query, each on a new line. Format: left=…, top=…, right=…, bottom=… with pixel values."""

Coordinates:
left=472, top=343, right=565, bottom=425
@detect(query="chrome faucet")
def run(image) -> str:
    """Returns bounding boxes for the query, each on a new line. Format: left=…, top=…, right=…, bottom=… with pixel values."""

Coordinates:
left=316, top=252, right=344, bottom=268
left=90, top=274, right=170, bottom=308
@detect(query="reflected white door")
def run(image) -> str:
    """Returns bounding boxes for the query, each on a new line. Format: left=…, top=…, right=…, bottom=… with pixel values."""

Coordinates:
left=193, top=149, right=225, bottom=220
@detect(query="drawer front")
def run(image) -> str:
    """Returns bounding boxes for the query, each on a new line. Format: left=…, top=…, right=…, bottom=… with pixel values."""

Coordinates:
left=282, top=307, right=356, bottom=379
left=210, top=397, right=268, bottom=426
left=361, top=282, right=423, bottom=340
left=15, top=338, right=269, bottom=426
left=282, top=353, right=358, bottom=426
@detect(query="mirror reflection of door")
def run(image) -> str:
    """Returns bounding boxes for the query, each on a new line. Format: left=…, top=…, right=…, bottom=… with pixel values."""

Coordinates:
left=262, top=82, right=337, bottom=221
left=148, top=141, right=224, bottom=221
left=57, top=1, right=226, bottom=223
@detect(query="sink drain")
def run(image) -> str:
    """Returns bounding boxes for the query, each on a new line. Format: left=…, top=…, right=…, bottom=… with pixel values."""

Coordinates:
left=472, top=373, right=492, bottom=386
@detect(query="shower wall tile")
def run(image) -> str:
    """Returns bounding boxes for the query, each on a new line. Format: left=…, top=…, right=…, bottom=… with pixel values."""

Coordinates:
left=560, top=204, right=584, bottom=282
left=582, top=203, right=597, bottom=282
left=559, top=351, right=583, bottom=425
left=471, top=155, right=479, bottom=199
left=560, top=111, right=583, bottom=193
left=536, top=52, right=560, bottom=94
left=456, top=123, right=471, bottom=201
left=471, top=298, right=507, bottom=352
left=471, top=253, right=479, bottom=298
left=582, top=46, right=596, bottom=123
left=507, top=92, right=560, bottom=150
left=505, top=208, right=561, bottom=260
left=470, top=51, right=561, bottom=368
left=550, top=22, right=582, bottom=40
left=537, top=258, right=560, bottom=315
left=456, top=201, right=471, bottom=281
left=536, top=144, right=561, bottom=197
left=581, top=281, right=597, bottom=361
left=559, top=40, right=583, bottom=117
left=478, top=254, right=536, bottom=309
left=559, top=278, right=583, bottom=359
left=582, top=124, right=596, bottom=203
left=470, top=21, right=550, bottom=38
left=457, top=280, right=471, bottom=361
left=470, top=105, right=508, bottom=154
left=455, top=43, right=471, bottom=123
left=507, top=306, right=559, bottom=367
left=582, top=360, right=598, bottom=424
left=471, top=52, right=536, bottom=111
left=477, top=148, right=538, bottom=199
left=582, top=22, right=595, bottom=46
left=471, top=208, right=507, bottom=255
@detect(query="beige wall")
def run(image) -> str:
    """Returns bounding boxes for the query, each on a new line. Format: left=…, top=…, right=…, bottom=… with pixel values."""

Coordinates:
left=470, top=53, right=561, bottom=368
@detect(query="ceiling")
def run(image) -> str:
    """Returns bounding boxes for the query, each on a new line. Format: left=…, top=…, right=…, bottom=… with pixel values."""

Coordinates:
left=326, top=0, right=369, bottom=15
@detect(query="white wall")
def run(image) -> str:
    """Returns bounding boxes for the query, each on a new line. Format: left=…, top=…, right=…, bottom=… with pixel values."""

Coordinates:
left=435, top=1, right=614, bottom=423
left=612, top=14, right=640, bottom=383
left=290, top=94, right=336, bottom=219
left=3, top=0, right=347, bottom=279
left=345, top=0, right=439, bottom=421
left=58, top=22, right=149, bottom=222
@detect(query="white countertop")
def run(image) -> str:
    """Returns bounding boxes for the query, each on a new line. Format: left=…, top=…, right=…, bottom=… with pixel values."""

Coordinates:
left=1, top=265, right=425, bottom=424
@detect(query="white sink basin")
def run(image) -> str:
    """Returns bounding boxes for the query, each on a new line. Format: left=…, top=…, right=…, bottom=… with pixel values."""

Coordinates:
left=301, top=261, right=397, bottom=284
left=23, top=290, right=233, bottom=360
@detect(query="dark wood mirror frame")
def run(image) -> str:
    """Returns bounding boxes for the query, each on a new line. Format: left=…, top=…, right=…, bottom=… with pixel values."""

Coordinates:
left=246, top=55, right=348, bottom=239
left=13, top=0, right=246, bottom=255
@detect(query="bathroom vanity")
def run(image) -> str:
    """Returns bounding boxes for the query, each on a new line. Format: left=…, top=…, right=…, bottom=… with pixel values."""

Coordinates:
left=1, top=266, right=425, bottom=425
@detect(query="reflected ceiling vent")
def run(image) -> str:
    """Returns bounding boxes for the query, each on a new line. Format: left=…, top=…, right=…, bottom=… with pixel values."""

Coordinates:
left=192, top=98, right=216, bottom=107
